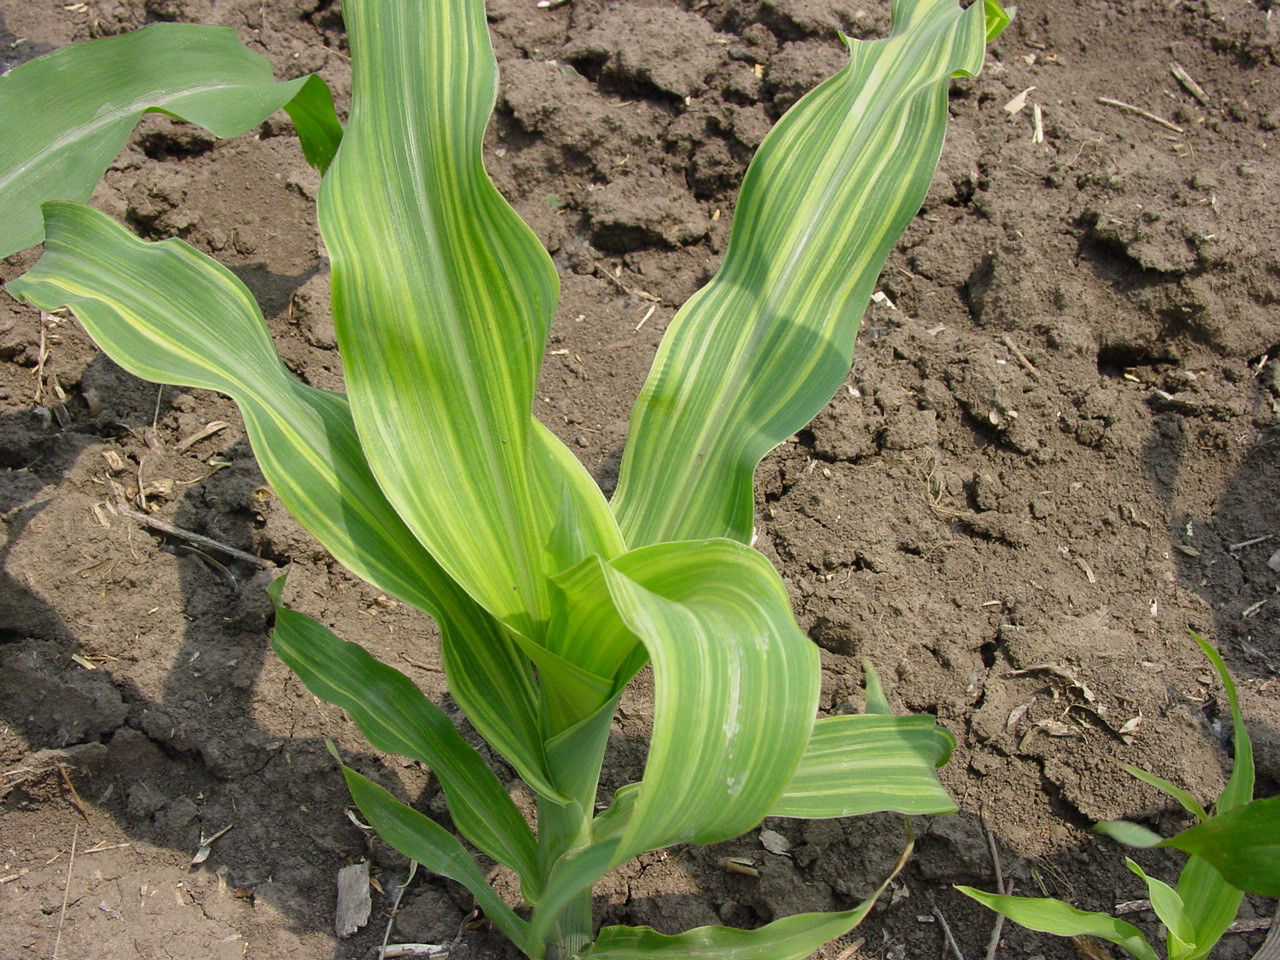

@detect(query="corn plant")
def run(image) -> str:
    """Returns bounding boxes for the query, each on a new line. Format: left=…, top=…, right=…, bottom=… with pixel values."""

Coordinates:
left=960, top=634, right=1279, bottom=960
left=1, top=1, right=1011, bottom=956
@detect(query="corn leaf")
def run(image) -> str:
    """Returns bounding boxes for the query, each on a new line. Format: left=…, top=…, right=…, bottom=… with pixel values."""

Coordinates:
left=584, top=841, right=912, bottom=959
left=1125, top=859, right=1197, bottom=959
left=338, top=761, right=530, bottom=952
left=1162, top=796, right=1280, bottom=898
left=954, top=889, right=1160, bottom=960
left=317, top=0, right=621, bottom=639
left=1093, top=820, right=1164, bottom=848
left=611, top=0, right=1002, bottom=546
left=0, top=23, right=339, bottom=258
left=1174, top=632, right=1255, bottom=958
left=1118, top=763, right=1209, bottom=822
left=770, top=714, right=956, bottom=818
left=5, top=202, right=558, bottom=800
left=529, top=539, right=820, bottom=946
left=267, top=582, right=540, bottom=891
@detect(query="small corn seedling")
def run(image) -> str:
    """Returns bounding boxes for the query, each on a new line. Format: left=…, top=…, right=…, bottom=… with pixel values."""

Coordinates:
left=1, top=1, right=1012, bottom=956
left=960, top=633, right=1279, bottom=960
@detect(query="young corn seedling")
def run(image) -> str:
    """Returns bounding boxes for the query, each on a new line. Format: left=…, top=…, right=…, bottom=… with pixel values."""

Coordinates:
left=959, top=633, right=1279, bottom=960
left=1, top=0, right=1011, bottom=956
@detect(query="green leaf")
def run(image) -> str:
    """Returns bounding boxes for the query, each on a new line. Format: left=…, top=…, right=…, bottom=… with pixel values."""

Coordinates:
left=338, top=760, right=530, bottom=952
left=6, top=202, right=557, bottom=802
left=862, top=660, right=892, bottom=715
left=530, top=540, right=820, bottom=947
left=611, top=0, right=997, bottom=547
left=317, top=0, right=620, bottom=638
left=268, top=586, right=540, bottom=892
left=1175, top=633, right=1255, bottom=959
left=1163, top=796, right=1280, bottom=898
left=584, top=841, right=913, bottom=959
left=983, top=0, right=1014, bottom=42
left=1119, top=763, right=1209, bottom=822
left=282, top=73, right=344, bottom=173
left=955, top=889, right=1159, bottom=960
left=0, top=23, right=339, bottom=258
left=1094, top=820, right=1164, bottom=849
left=1124, top=859, right=1197, bottom=959
left=770, top=714, right=956, bottom=818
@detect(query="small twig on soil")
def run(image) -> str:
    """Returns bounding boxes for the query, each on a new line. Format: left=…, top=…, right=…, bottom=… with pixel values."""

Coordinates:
left=1170, top=62, right=1211, bottom=107
left=1096, top=97, right=1184, bottom=134
left=58, top=766, right=91, bottom=825
left=1114, top=898, right=1149, bottom=915
left=174, top=420, right=229, bottom=453
left=52, top=824, right=79, bottom=960
left=1228, top=534, right=1272, bottom=551
left=536, top=0, right=572, bottom=9
left=1000, top=335, right=1039, bottom=379
left=929, top=896, right=967, bottom=960
left=635, top=304, right=656, bottom=331
left=377, top=861, right=419, bottom=960
left=980, top=811, right=1010, bottom=960
left=110, top=503, right=274, bottom=568
left=80, top=841, right=130, bottom=855
left=597, top=266, right=660, bottom=304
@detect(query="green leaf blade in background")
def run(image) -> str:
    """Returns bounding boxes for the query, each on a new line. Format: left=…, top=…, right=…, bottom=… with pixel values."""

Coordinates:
left=0, top=23, right=340, bottom=258
left=268, top=588, right=541, bottom=892
left=5, top=202, right=557, bottom=801
left=1175, top=633, right=1255, bottom=959
left=955, top=889, right=1160, bottom=960
left=339, top=762, right=531, bottom=952
left=611, top=0, right=1003, bottom=547
left=1124, top=858, right=1197, bottom=958
left=770, top=714, right=956, bottom=819
left=318, top=0, right=619, bottom=638
left=1163, top=796, right=1280, bottom=898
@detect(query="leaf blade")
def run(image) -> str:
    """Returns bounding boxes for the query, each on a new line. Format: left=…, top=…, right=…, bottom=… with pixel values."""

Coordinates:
left=339, top=761, right=530, bottom=952
left=611, top=0, right=997, bottom=546
left=268, top=587, right=540, bottom=890
left=770, top=714, right=956, bottom=819
left=6, top=202, right=555, bottom=800
left=0, top=23, right=337, bottom=257
left=584, top=841, right=913, bottom=959
left=955, top=888, right=1160, bottom=960
left=318, top=0, right=619, bottom=636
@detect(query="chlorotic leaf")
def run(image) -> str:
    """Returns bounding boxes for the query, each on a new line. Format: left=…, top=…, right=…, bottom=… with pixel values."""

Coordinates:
left=1124, top=859, right=1197, bottom=958
left=317, top=0, right=620, bottom=638
left=584, top=842, right=913, bottom=959
left=530, top=539, right=820, bottom=949
left=0, top=24, right=339, bottom=257
left=771, top=714, right=956, bottom=818
left=611, top=0, right=999, bottom=547
left=1094, top=820, right=1164, bottom=849
left=6, top=202, right=556, bottom=801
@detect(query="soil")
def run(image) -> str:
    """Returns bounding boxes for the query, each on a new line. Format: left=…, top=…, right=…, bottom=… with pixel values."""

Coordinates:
left=1, top=0, right=1279, bottom=957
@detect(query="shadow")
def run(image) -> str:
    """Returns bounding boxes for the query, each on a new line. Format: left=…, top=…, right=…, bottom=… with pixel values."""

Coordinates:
left=1143, top=364, right=1280, bottom=792
left=0, top=302, right=512, bottom=957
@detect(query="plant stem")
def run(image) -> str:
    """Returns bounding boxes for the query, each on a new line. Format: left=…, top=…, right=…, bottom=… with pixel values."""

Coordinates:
left=537, top=796, right=594, bottom=959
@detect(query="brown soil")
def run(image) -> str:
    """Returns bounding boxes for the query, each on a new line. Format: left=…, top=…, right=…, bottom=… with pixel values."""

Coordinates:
left=2, top=0, right=1278, bottom=957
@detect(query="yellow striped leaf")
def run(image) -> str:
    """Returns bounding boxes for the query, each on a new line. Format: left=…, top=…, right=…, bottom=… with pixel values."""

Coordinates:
left=318, top=0, right=620, bottom=640
left=771, top=714, right=956, bottom=819
left=5, top=203, right=558, bottom=800
left=612, top=0, right=1001, bottom=546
